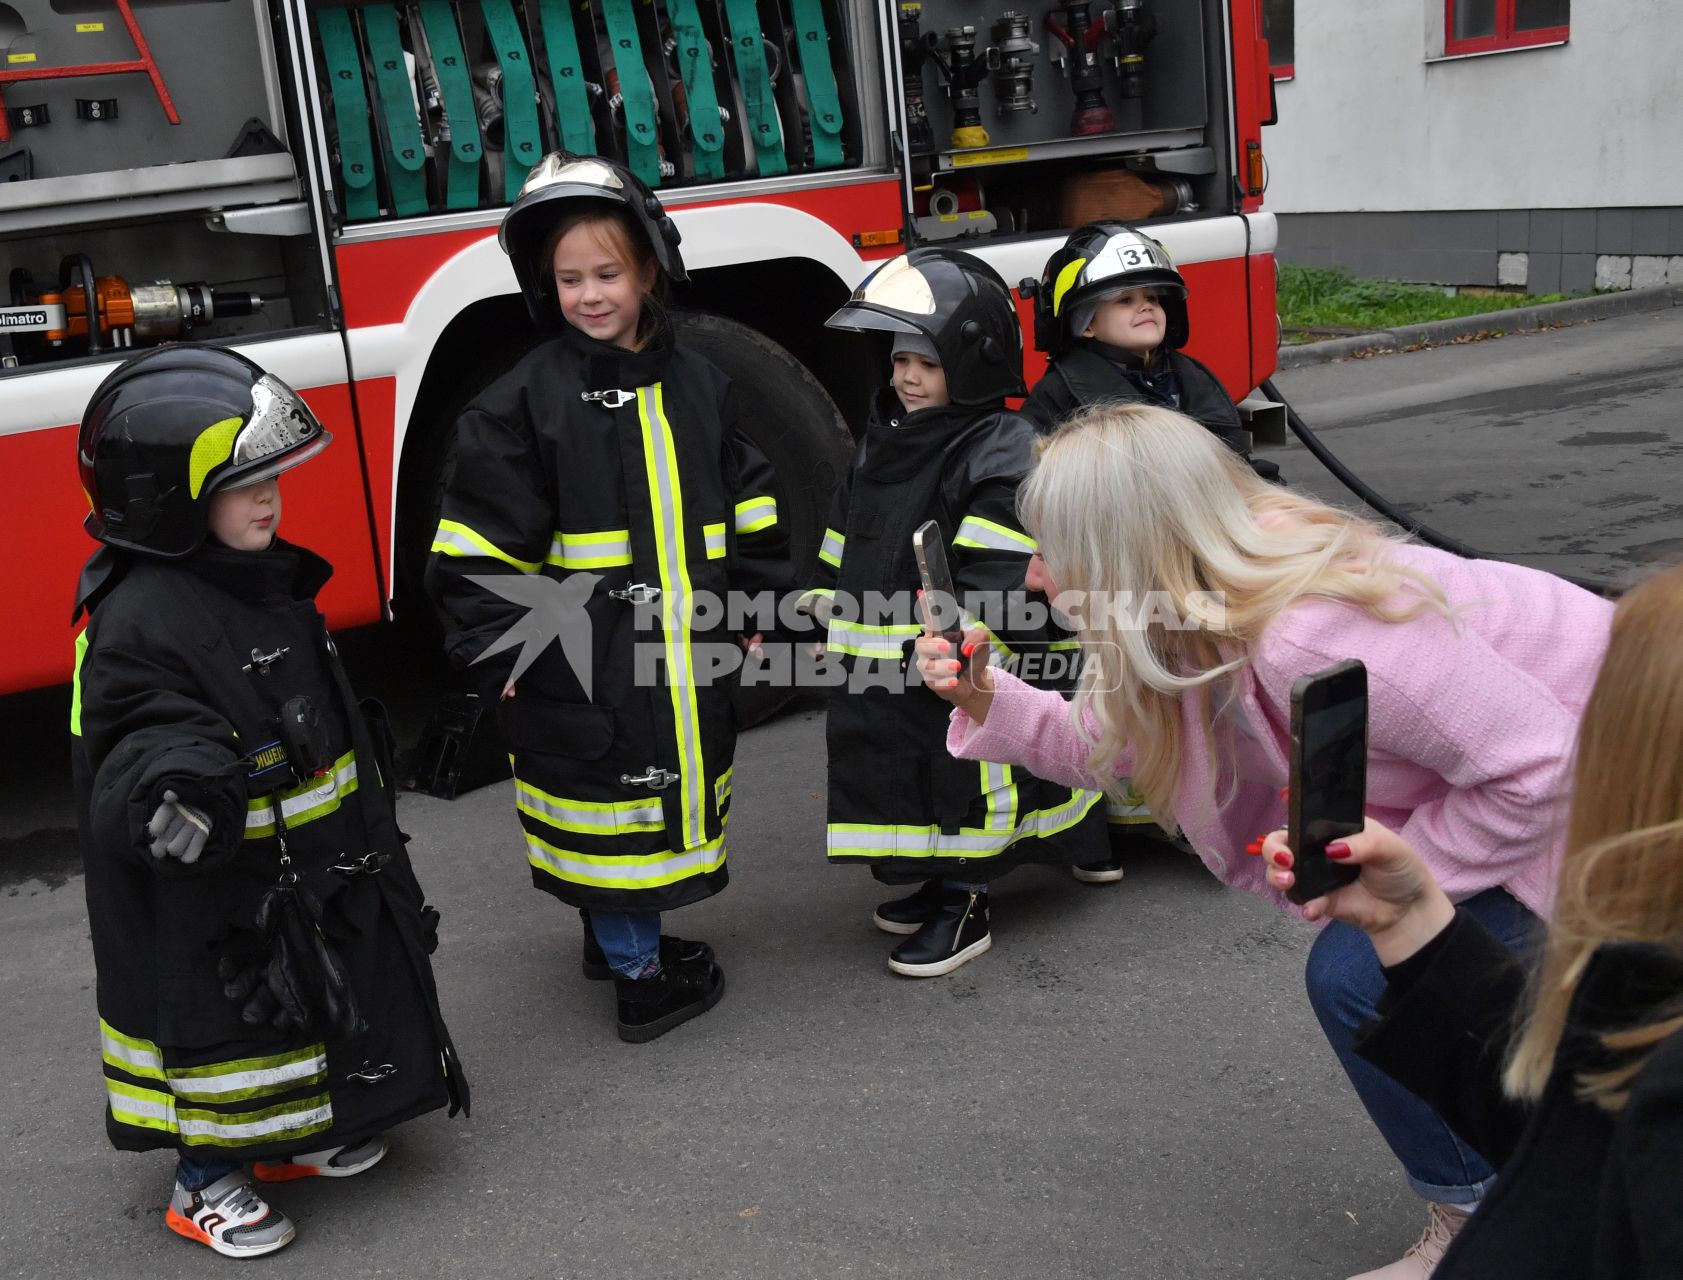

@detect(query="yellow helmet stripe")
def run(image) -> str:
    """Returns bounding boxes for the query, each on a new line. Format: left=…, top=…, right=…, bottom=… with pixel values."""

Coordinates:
left=187, top=416, right=245, bottom=499
left=1051, top=257, right=1088, bottom=317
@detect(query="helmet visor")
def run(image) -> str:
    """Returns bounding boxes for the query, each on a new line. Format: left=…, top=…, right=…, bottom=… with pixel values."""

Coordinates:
left=210, top=375, right=331, bottom=492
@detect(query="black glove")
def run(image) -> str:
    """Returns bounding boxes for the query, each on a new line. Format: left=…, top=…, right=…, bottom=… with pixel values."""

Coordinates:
left=220, top=881, right=366, bottom=1039
left=218, top=954, right=306, bottom=1032
left=419, top=904, right=441, bottom=955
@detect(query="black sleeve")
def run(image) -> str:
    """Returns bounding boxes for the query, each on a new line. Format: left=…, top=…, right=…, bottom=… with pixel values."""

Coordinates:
left=1019, top=368, right=1073, bottom=434
left=1352, top=908, right=1534, bottom=1166
left=80, top=641, right=248, bottom=876
left=720, top=381, right=795, bottom=608
left=1614, top=1033, right=1683, bottom=1276
left=1173, top=354, right=1251, bottom=456
left=424, top=398, right=555, bottom=700
left=946, top=421, right=1045, bottom=655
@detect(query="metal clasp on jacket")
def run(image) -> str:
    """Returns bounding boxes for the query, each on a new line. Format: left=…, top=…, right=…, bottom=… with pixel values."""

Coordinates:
left=346, top=1060, right=398, bottom=1085
left=332, top=851, right=391, bottom=877
left=608, top=582, right=661, bottom=605
left=243, top=645, right=290, bottom=675
left=621, top=766, right=680, bottom=789
left=580, top=388, right=637, bottom=409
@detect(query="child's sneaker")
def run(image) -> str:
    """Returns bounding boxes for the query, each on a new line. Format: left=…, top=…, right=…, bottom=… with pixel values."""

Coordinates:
left=252, top=1134, right=389, bottom=1182
left=166, top=1171, right=296, bottom=1258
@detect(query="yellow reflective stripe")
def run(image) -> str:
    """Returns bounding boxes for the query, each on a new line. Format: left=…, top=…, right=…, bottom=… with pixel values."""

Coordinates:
left=244, top=751, right=358, bottom=838
left=981, top=761, right=1017, bottom=834
left=1106, top=780, right=1153, bottom=824
left=70, top=628, right=88, bottom=737
left=953, top=515, right=1037, bottom=555
left=547, top=528, right=633, bottom=569
left=167, top=1046, right=328, bottom=1104
left=715, top=765, right=733, bottom=814
left=525, top=829, right=727, bottom=890
left=826, top=788, right=1102, bottom=858
left=177, top=1094, right=334, bottom=1147
left=958, top=613, right=1016, bottom=663
left=100, top=1019, right=166, bottom=1082
left=430, top=519, right=541, bottom=572
left=825, top=618, right=921, bottom=660
left=638, top=385, right=708, bottom=850
left=703, top=522, right=727, bottom=560
left=106, top=1079, right=176, bottom=1134
left=818, top=527, right=844, bottom=568
left=1051, top=257, right=1088, bottom=317
left=188, top=416, right=244, bottom=499
left=733, top=495, right=778, bottom=534
left=1047, top=637, right=1082, bottom=652
left=515, top=777, right=664, bottom=835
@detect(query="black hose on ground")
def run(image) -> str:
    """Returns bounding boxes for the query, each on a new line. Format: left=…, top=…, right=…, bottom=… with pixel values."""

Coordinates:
left=1259, top=378, right=1618, bottom=600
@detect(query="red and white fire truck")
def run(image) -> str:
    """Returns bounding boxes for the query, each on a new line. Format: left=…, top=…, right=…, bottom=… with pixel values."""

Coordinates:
left=0, top=0, right=1278, bottom=695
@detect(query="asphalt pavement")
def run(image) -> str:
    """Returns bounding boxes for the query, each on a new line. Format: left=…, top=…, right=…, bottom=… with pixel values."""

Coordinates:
left=4, top=306, right=1682, bottom=1279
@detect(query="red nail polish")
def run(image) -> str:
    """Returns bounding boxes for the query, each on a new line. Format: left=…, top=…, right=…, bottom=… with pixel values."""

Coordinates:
left=1326, top=841, right=1351, bottom=860
left=1279, top=787, right=1290, bottom=800
left=917, top=588, right=925, bottom=598
left=961, top=641, right=975, bottom=657
left=1272, top=851, right=1291, bottom=868
left=1244, top=839, right=1263, bottom=857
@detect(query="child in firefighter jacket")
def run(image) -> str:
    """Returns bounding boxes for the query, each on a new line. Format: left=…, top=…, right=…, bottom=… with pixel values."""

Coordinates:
left=70, top=347, right=468, bottom=1260
left=427, top=153, right=790, bottom=1041
left=813, top=249, right=1108, bottom=977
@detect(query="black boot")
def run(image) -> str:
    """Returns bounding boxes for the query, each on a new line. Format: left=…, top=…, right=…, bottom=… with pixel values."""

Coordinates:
left=613, top=954, right=727, bottom=1043
left=579, top=908, right=715, bottom=981
left=887, top=886, right=991, bottom=977
left=871, top=878, right=943, bottom=936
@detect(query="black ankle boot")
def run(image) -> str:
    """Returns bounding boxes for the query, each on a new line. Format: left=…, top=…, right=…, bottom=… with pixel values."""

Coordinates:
left=579, top=908, right=715, bottom=981
left=613, top=955, right=726, bottom=1043
left=887, top=886, right=991, bottom=977
left=871, top=878, right=942, bottom=936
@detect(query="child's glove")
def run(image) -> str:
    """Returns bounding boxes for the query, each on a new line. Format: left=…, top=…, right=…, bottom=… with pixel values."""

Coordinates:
left=147, top=790, right=213, bottom=863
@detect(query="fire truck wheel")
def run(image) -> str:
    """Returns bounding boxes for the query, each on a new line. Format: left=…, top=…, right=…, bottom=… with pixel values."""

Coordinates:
left=671, top=310, right=853, bottom=728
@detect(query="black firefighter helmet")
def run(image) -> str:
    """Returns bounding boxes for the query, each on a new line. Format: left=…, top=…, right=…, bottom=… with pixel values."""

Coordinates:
left=77, top=345, right=331, bottom=558
left=825, top=248, right=1026, bottom=405
left=1025, top=223, right=1189, bottom=357
left=499, top=151, right=688, bottom=326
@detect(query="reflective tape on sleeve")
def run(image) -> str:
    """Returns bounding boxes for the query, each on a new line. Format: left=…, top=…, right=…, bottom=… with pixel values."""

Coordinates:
left=548, top=528, right=634, bottom=570
left=431, top=519, right=542, bottom=572
left=954, top=515, right=1037, bottom=555
left=824, top=619, right=921, bottom=661
left=703, top=522, right=727, bottom=560
left=733, top=495, right=778, bottom=534
left=244, top=751, right=358, bottom=839
left=818, top=527, right=845, bottom=568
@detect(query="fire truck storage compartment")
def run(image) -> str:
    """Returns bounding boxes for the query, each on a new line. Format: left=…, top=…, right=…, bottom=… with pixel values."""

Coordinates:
left=897, top=0, right=1224, bottom=245
left=307, top=0, right=864, bottom=224
left=0, top=0, right=297, bottom=215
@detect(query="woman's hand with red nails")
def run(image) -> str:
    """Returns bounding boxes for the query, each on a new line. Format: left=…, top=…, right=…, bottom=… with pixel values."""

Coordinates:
left=1262, top=819, right=1456, bottom=965
left=912, top=627, right=994, bottom=721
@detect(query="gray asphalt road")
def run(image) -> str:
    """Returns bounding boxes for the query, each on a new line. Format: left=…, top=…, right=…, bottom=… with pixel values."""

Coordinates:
left=4, top=307, right=1680, bottom=1279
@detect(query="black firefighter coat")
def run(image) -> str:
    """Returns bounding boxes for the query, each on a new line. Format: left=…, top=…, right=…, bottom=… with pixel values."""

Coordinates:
left=812, top=388, right=1106, bottom=884
left=427, top=323, right=790, bottom=914
left=71, top=540, right=465, bottom=1162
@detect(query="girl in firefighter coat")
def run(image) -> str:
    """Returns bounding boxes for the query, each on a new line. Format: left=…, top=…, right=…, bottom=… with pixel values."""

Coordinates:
left=427, top=153, right=789, bottom=1042
left=813, top=250, right=1107, bottom=977
left=71, top=347, right=466, bottom=1260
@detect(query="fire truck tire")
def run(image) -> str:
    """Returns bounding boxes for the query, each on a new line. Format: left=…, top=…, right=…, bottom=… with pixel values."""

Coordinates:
left=670, top=310, right=852, bottom=727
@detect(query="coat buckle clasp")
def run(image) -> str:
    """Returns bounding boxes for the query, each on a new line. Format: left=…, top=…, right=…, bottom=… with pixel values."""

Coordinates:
left=621, top=766, right=680, bottom=790
left=608, top=582, right=661, bottom=605
left=580, top=388, right=637, bottom=410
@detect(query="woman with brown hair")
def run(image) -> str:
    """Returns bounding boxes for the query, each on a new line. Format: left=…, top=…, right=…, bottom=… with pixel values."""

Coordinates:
left=1262, top=559, right=1683, bottom=1278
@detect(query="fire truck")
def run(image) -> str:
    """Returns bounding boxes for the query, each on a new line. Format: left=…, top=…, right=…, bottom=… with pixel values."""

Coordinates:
left=0, top=0, right=1279, bottom=696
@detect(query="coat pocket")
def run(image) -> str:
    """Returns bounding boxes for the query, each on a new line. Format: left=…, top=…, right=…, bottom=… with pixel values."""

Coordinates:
left=501, top=693, right=616, bottom=762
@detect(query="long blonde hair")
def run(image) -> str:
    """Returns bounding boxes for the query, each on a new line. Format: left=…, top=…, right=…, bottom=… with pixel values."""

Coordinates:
left=1504, top=562, right=1683, bottom=1110
left=1020, top=404, right=1448, bottom=823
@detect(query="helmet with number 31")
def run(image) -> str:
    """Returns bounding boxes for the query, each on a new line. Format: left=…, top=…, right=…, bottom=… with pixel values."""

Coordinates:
left=1025, top=223, right=1189, bottom=357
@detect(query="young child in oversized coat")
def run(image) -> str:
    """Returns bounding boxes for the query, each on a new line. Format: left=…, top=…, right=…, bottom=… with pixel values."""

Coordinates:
left=72, top=347, right=467, bottom=1259
left=812, top=249, right=1107, bottom=976
left=428, top=153, right=789, bottom=1041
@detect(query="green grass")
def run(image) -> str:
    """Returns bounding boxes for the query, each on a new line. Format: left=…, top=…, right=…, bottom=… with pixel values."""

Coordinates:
left=1278, top=264, right=1574, bottom=337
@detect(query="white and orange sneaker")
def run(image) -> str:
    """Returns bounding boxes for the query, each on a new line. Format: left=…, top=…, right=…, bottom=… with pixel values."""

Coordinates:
left=253, top=1134, right=389, bottom=1182
left=166, top=1171, right=296, bottom=1258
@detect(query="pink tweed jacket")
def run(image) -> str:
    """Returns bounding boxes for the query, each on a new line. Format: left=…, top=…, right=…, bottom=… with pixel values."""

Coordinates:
left=948, top=545, right=1614, bottom=917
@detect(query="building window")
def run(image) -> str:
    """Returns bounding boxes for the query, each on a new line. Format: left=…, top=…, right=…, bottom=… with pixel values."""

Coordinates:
left=1264, top=0, right=1294, bottom=78
left=1445, top=0, right=1568, bottom=55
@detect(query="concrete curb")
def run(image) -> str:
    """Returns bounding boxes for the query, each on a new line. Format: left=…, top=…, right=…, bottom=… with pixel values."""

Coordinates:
left=1276, top=283, right=1683, bottom=370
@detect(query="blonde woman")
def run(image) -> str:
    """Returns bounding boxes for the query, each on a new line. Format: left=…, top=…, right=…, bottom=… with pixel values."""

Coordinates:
left=1262, top=559, right=1683, bottom=1279
left=914, top=405, right=1615, bottom=1279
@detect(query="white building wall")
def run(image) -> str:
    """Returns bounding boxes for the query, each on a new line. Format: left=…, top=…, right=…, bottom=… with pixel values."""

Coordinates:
left=1265, top=0, right=1683, bottom=213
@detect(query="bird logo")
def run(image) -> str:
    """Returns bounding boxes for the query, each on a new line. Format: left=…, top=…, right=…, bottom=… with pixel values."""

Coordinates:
left=468, top=572, right=602, bottom=700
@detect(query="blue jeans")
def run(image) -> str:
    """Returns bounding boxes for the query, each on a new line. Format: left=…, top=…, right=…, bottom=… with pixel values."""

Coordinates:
left=589, top=910, right=662, bottom=978
left=1305, top=886, right=1538, bottom=1205
left=177, top=1150, right=241, bottom=1192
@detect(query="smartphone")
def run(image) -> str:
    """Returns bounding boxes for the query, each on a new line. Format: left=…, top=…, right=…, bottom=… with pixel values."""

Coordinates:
left=1286, top=659, right=1367, bottom=905
left=912, top=519, right=964, bottom=647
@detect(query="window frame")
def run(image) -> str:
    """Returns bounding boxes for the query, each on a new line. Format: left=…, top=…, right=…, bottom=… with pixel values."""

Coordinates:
left=1443, top=0, right=1569, bottom=56
left=1263, top=0, right=1294, bottom=80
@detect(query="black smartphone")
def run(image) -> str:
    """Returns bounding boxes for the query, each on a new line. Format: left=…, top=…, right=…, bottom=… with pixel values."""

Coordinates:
left=1286, top=659, right=1367, bottom=905
left=912, top=519, right=964, bottom=647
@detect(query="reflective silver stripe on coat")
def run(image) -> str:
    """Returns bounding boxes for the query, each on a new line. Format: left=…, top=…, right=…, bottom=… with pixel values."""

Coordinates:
left=953, top=515, right=1037, bottom=555
left=733, top=495, right=778, bottom=534
left=818, top=527, right=845, bottom=568
left=244, top=751, right=358, bottom=836
left=826, top=788, right=1102, bottom=858
left=548, top=528, right=634, bottom=569
left=525, top=830, right=727, bottom=889
left=430, top=519, right=541, bottom=572
left=702, top=522, right=728, bottom=560
left=515, top=777, right=665, bottom=834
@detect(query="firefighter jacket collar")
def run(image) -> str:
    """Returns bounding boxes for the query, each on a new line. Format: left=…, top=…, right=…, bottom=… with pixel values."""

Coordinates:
left=1081, top=337, right=1155, bottom=370
left=561, top=310, right=674, bottom=389
left=862, top=386, right=1004, bottom=483
left=184, top=538, right=334, bottom=607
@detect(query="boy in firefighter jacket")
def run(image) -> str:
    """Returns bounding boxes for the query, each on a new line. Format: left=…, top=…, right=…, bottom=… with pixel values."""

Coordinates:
left=427, top=153, right=790, bottom=1041
left=70, top=347, right=468, bottom=1260
left=813, top=249, right=1108, bottom=977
